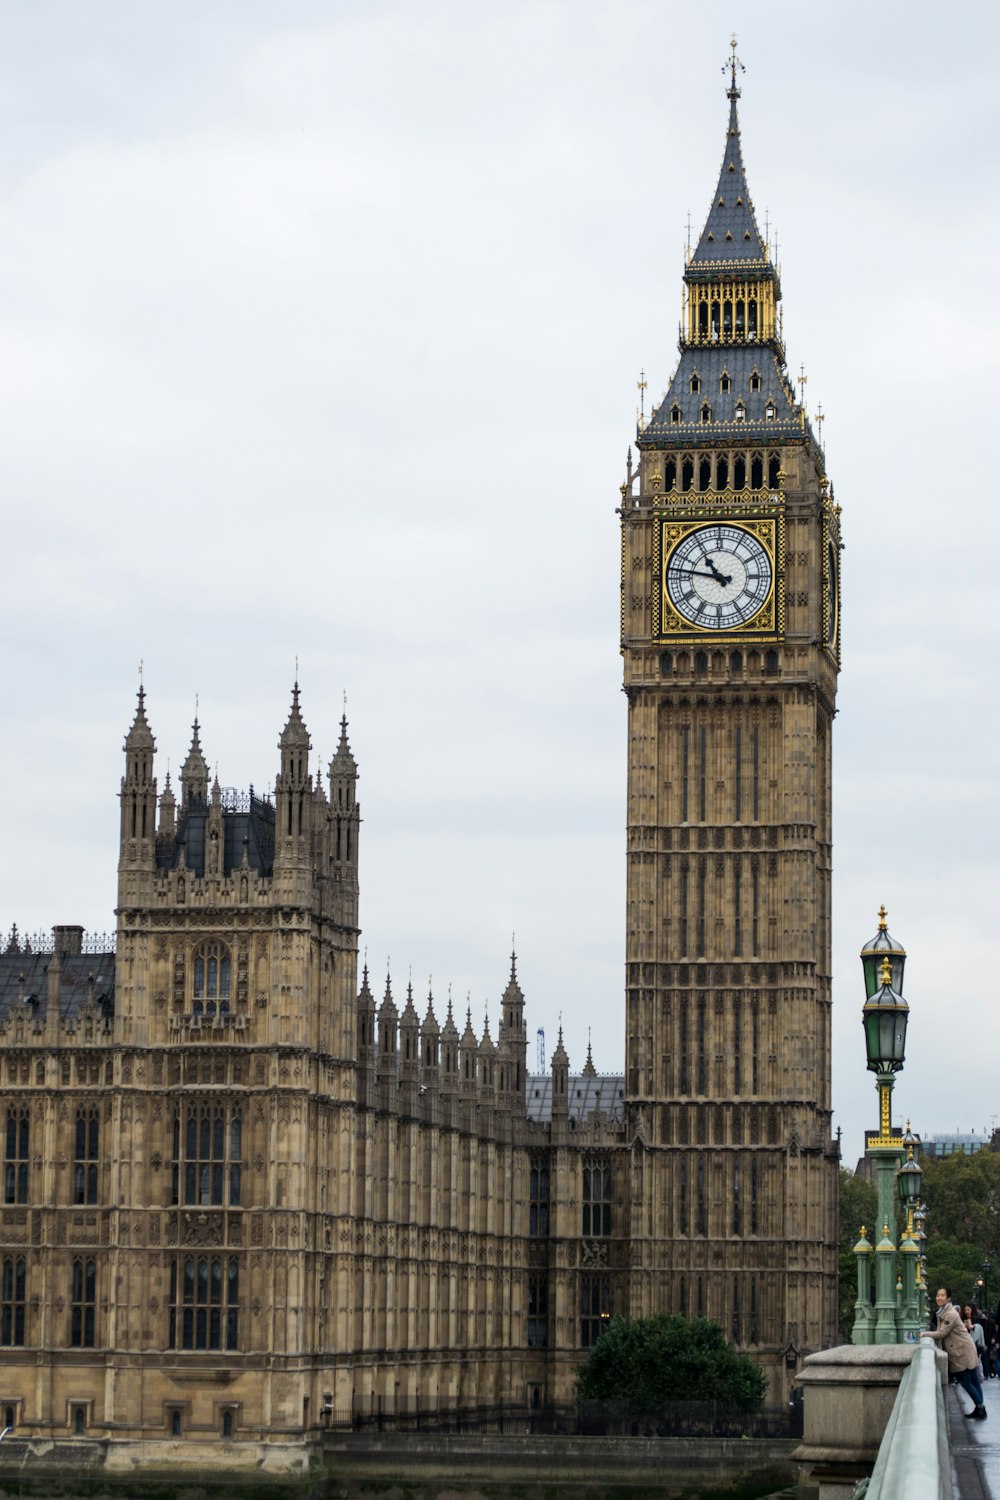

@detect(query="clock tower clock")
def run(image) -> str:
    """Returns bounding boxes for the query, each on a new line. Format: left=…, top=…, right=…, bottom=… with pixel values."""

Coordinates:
left=619, top=49, right=841, bottom=1390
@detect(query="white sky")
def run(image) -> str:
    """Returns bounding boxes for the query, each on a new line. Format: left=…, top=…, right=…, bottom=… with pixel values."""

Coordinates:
left=1, top=0, right=997, bottom=1163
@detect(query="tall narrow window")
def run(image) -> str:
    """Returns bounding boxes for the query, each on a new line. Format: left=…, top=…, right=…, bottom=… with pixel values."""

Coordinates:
left=752, top=726, right=760, bottom=821
left=732, top=1277, right=741, bottom=1343
left=679, top=998, right=689, bottom=1093
left=580, top=1276, right=611, bottom=1347
left=679, top=867, right=689, bottom=957
left=734, top=865, right=743, bottom=958
left=71, top=1258, right=96, bottom=1348
left=751, top=1005, right=760, bottom=1094
left=681, top=726, right=690, bottom=821
left=682, top=456, right=694, bottom=491
left=696, top=865, right=706, bottom=959
left=679, top=1157, right=688, bottom=1234
left=528, top=1276, right=549, bottom=1347
left=699, top=726, right=707, bottom=822
left=679, top=1275, right=687, bottom=1314
left=0, top=1257, right=25, bottom=1346
left=735, top=726, right=742, bottom=822
left=75, top=1107, right=99, bottom=1205
left=697, top=1161, right=706, bottom=1235
left=170, top=1256, right=239, bottom=1351
left=752, top=866, right=760, bottom=957
left=733, top=997, right=742, bottom=1087
left=697, top=997, right=706, bottom=1093
left=750, top=1275, right=758, bottom=1341
left=696, top=1275, right=704, bottom=1317
left=529, top=1158, right=549, bottom=1236
left=751, top=1158, right=759, bottom=1233
left=172, top=1105, right=242, bottom=1207
left=732, top=1163, right=741, bottom=1235
left=4, top=1109, right=28, bottom=1205
left=582, top=1160, right=612, bottom=1237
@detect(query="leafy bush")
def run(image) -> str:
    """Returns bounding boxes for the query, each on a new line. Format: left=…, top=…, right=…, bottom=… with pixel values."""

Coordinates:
left=576, top=1313, right=767, bottom=1413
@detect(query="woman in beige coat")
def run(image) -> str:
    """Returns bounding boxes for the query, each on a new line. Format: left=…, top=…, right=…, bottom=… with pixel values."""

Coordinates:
left=922, top=1287, right=986, bottom=1420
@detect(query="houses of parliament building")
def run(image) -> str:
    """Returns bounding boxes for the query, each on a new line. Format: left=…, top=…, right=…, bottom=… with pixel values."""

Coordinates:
left=0, top=60, right=841, bottom=1457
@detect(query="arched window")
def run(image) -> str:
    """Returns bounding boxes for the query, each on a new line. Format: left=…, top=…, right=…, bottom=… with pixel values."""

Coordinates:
left=192, top=941, right=231, bottom=1005
left=659, top=652, right=673, bottom=677
left=698, top=301, right=708, bottom=337
left=0, top=1257, right=25, bottom=1346
left=765, top=401, right=776, bottom=421
left=582, top=1160, right=612, bottom=1236
left=172, top=1104, right=242, bottom=1207
left=748, top=301, right=758, bottom=338
left=750, top=454, right=764, bottom=490
left=71, top=1258, right=96, bottom=1348
left=734, top=402, right=746, bottom=423
left=690, top=373, right=701, bottom=394
left=671, top=404, right=682, bottom=424
left=768, top=453, right=781, bottom=489
left=698, top=457, right=711, bottom=491
left=711, top=301, right=720, bottom=337
left=222, top=1409, right=235, bottom=1439
left=764, top=649, right=780, bottom=675
left=169, top=1256, right=240, bottom=1352
left=74, top=1107, right=99, bottom=1205
left=735, top=299, right=745, bottom=336
left=681, top=457, right=694, bottom=493
left=733, top=455, right=746, bottom=490
left=700, top=403, right=712, bottom=424
left=720, top=370, right=731, bottom=393
left=750, top=369, right=761, bottom=391
left=665, top=458, right=677, bottom=491
left=716, top=455, right=729, bottom=489
left=723, top=299, right=733, bottom=336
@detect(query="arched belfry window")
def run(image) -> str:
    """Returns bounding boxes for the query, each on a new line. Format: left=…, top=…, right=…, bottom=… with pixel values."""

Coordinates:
left=750, top=369, right=761, bottom=391
left=192, top=941, right=231, bottom=1016
left=765, top=401, right=776, bottom=421
left=701, top=403, right=712, bottom=423
left=720, top=370, right=731, bottom=393
left=671, top=404, right=682, bottom=424
left=690, top=373, right=701, bottom=394
left=768, top=453, right=781, bottom=489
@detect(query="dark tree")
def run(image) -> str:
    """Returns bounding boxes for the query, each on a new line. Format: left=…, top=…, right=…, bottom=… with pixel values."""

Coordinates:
left=576, top=1314, right=767, bottom=1413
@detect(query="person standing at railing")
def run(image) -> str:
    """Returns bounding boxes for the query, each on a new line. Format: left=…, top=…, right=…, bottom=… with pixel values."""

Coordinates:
left=921, top=1287, right=987, bottom=1421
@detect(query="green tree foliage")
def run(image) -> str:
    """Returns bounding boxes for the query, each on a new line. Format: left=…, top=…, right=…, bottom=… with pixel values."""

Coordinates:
left=920, top=1149, right=1000, bottom=1259
left=923, top=1241, right=987, bottom=1312
left=838, top=1168, right=877, bottom=1339
left=576, top=1314, right=767, bottom=1412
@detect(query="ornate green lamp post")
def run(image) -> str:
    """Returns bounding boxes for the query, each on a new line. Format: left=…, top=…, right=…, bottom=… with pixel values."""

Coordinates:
left=896, top=1126, right=923, bottom=1339
left=852, top=909, right=910, bottom=1344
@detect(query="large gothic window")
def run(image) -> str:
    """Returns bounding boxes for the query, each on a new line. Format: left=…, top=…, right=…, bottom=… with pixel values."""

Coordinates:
left=0, top=1257, right=25, bottom=1346
left=529, top=1157, right=549, bottom=1236
left=171, top=1104, right=242, bottom=1207
left=74, top=1107, right=99, bottom=1205
left=582, top=1159, right=611, bottom=1237
left=192, top=941, right=231, bottom=1016
left=527, top=1276, right=549, bottom=1347
left=169, top=1256, right=239, bottom=1351
left=3, top=1109, right=28, bottom=1205
left=71, top=1258, right=96, bottom=1348
left=580, top=1275, right=611, bottom=1348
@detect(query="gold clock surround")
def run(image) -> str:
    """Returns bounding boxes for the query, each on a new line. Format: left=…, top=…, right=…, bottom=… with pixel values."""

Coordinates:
left=653, top=507, right=785, bottom=642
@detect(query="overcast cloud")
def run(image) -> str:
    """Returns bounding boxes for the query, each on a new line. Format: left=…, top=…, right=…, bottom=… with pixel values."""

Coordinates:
left=0, top=0, right=997, bottom=1162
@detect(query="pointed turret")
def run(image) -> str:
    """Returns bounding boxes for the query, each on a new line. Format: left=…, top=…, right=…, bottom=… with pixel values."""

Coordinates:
left=180, top=715, right=208, bottom=806
left=119, top=686, right=157, bottom=877
left=440, top=995, right=460, bottom=1095
left=329, top=712, right=360, bottom=929
left=420, top=987, right=440, bottom=1090
left=400, top=981, right=420, bottom=1088
left=499, top=946, right=528, bottom=1111
left=274, top=683, right=314, bottom=887
left=356, top=962, right=376, bottom=1099
left=158, top=771, right=176, bottom=839
left=550, top=1025, right=569, bottom=1120
left=460, top=1005, right=478, bottom=1096
left=582, top=1031, right=598, bottom=1077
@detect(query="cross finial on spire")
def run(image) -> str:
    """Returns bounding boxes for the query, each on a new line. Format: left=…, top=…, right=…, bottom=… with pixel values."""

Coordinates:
left=637, top=368, right=647, bottom=428
left=816, top=403, right=825, bottom=446
left=797, top=363, right=808, bottom=408
left=878, top=904, right=888, bottom=932
left=724, top=35, right=744, bottom=99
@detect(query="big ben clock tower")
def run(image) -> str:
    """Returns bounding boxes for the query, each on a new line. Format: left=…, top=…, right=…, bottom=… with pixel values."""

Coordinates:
left=619, top=46, right=841, bottom=1389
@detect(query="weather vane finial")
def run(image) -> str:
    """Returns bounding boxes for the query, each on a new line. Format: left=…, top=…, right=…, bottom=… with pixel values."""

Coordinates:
left=724, top=36, right=744, bottom=99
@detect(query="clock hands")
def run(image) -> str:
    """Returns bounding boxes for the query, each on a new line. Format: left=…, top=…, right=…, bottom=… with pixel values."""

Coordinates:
left=668, top=559, right=733, bottom=587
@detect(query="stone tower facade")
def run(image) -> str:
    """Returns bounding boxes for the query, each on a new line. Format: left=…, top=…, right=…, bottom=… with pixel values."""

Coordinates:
left=618, top=56, right=841, bottom=1366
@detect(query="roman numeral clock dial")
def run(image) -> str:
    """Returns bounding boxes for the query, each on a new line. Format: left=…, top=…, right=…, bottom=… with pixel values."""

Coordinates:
left=663, top=523, right=773, bottom=631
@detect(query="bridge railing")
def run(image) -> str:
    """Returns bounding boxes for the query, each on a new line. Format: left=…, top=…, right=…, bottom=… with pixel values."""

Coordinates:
left=859, top=1342, right=949, bottom=1500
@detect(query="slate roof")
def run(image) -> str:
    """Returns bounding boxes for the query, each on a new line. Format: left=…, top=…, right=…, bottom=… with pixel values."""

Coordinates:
left=0, top=950, right=115, bottom=1025
left=642, top=345, right=804, bottom=448
left=690, top=92, right=767, bottom=269
left=526, top=1073, right=625, bottom=1125
left=156, top=793, right=276, bottom=879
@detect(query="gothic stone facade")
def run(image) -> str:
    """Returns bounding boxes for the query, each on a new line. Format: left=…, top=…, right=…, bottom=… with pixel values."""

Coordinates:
left=0, top=77, right=839, bottom=1451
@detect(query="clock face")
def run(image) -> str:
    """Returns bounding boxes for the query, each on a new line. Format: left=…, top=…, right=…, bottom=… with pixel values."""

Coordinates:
left=664, top=524, right=773, bottom=630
